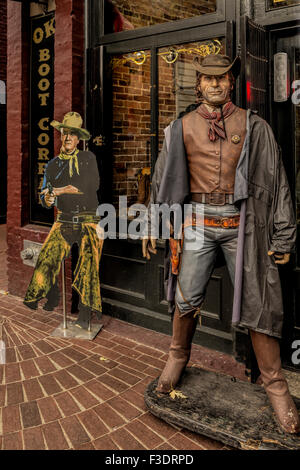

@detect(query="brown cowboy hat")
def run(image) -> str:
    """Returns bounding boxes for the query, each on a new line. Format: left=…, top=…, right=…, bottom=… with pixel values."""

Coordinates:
left=193, top=54, right=241, bottom=79
left=50, top=111, right=91, bottom=140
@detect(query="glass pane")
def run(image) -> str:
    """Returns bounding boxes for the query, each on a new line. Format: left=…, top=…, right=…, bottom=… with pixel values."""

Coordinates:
left=158, top=38, right=225, bottom=151
left=104, top=0, right=217, bottom=34
left=110, top=51, right=151, bottom=208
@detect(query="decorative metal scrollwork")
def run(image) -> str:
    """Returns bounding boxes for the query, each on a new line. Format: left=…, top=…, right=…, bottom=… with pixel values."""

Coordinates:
left=111, top=39, right=222, bottom=69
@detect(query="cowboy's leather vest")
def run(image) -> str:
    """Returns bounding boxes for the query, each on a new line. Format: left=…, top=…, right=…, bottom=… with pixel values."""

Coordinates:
left=182, top=106, right=247, bottom=194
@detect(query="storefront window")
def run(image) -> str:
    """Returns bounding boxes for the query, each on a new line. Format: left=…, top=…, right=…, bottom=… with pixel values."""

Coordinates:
left=104, top=0, right=217, bottom=34
left=110, top=51, right=151, bottom=207
left=266, top=0, right=300, bottom=9
left=158, top=38, right=225, bottom=151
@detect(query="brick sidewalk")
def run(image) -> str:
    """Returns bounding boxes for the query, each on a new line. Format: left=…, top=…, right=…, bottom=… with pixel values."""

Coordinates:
left=0, top=225, right=245, bottom=450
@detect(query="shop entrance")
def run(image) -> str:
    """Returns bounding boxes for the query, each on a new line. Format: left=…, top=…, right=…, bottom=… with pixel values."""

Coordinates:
left=270, top=25, right=300, bottom=370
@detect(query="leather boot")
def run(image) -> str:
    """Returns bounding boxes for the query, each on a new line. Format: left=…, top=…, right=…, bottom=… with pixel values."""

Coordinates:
left=250, top=330, right=300, bottom=434
left=156, top=306, right=198, bottom=393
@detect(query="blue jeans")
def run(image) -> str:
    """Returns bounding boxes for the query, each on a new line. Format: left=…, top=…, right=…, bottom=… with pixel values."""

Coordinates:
left=175, top=203, right=239, bottom=314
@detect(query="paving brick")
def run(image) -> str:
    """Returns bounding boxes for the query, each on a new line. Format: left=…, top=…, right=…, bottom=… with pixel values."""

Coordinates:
left=143, top=366, right=161, bottom=378
left=33, top=340, right=55, bottom=354
left=0, top=384, right=6, bottom=406
left=89, top=354, right=118, bottom=370
left=42, top=421, right=69, bottom=450
left=86, top=379, right=116, bottom=401
left=2, top=431, right=23, bottom=450
left=23, top=379, right=44, bottom=401
left=48, top=351, right=74, bottom=368
left=73, top=441, right=95, bottom=450
left=125, top=419, right=164, bottom=449
left=38, top=375, right=62, bottom=395
left=168, top=433, right=204, bottom=450
left=93, top=402, right=126, bottom=429
left=108, top=367, right=141, bottom=386
left=139, top=412, right=178, bottom=439
left=17, top=344, right=37, bottom=360
left=155, top=442, right=176, bottom=450
left=67, top=364, right=94, bottom=382
left=2, top=405, right=22, bottom=433
left=98, top=373, right=129, bottom=393
left=7, top=382, right=24, bottom=405
left=78, top=359, right=107, bottom=376
left=137, top=354, right=166, bottom=370
left=110, top=428, right=147, bottom=450
left=77, top=409, right=109, bottom=439
left=70, top=386, right=99, bottom=409
left=38, top=396, right=63, bottom=423
left=5, top=347, right=17, bottom=363
left=113, top=336, right=138, bottom=349
left=118, top=364, right=146, bottom=380
left=53, top=369, right=80, bottom=389
left=117, top=355, right=148, bottom=372
left=20, top=359, right=40, bottom=379
left=34, top=356, right=57, bottom=374
left=60, top=415, right=90, bottom=447
left=135, top=344, right=165, bottom=358
left=92, top=345, right=121, bottom=361
left=113, top=344, right=142, bottom=359
left=120, top=389, right=147, bottom=412
left=5, top=363, right=21, bottom=383
left=54, top=392, right=81, bottom=416
left=23, top=427, right=46, bottom=450
left=130, top=377, right=152, bottom=395
left=107, top=396, right=142, bottom=421
left=62, top=347, right=87, bottom=362
left=93, top=337, right=116, bottom=349
left=93, top=435, right=119, bottom=450
left=20, top=401, right=42, bottom=428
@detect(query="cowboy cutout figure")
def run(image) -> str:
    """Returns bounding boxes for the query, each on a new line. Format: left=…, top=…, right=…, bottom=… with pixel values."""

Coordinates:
left=142, top=54, right=300, bottom=434
left=24, top=112, right=103, bottom=330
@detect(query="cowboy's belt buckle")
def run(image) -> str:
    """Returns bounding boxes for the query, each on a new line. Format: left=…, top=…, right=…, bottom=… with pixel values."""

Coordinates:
left=231, top=135, right=241, bottom=144
left=72, top=216, right=79, bottom=223
left=209, top=193, right=226, bottom=205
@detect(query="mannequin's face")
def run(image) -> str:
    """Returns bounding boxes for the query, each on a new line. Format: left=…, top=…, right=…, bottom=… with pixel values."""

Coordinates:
left=197, top=72, right=233, bottom=106
left=61, top=129, right=79, bottom=153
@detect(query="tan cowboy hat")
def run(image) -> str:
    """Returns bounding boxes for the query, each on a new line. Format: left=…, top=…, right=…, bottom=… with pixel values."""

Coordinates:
left=193, top=54, right=241, bottom=79
left=50, top=111, right=91, bottom=140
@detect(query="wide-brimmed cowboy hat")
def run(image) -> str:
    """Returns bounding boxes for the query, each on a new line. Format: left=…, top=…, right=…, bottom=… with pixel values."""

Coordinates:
left=193, top=54, right=241, bottom=79
left=50, top=111, right=91, bottom=140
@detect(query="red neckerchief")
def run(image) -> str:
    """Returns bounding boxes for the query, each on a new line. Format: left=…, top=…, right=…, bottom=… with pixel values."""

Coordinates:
left=196, top=101, right=236, bottom=142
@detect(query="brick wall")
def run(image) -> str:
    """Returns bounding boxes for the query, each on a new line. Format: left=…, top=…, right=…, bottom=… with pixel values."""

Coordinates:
left=113, top=0, right=217, bottom=29
left=0, top=0, right=7, bottom=222
left=7, top=0, right=84, bottom=306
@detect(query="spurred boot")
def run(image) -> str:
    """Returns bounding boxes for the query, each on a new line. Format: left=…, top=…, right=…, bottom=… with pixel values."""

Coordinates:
left=156, top=306, right=198, bottom=393
left=250, top=330, right=300, bottom=434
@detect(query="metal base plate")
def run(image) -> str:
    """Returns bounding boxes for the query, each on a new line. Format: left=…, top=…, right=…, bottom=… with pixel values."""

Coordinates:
left=144, top=367, right=300, bottom=450
left=50, top=321, right=103, bottom=340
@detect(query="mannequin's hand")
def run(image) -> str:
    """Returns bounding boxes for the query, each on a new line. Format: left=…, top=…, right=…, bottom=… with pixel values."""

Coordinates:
left=142, top=237, right=157, bottom=260
left=268, top=251, right=290, bottom=265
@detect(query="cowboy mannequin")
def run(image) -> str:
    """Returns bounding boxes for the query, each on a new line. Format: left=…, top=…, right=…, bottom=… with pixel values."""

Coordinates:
left=142, top=54, right=300, bottom=434
left=24, top=112, right=103, bottom=329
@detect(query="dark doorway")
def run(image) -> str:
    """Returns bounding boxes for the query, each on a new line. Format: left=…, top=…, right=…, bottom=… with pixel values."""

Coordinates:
left=270, top=25, right=300, bottom=371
